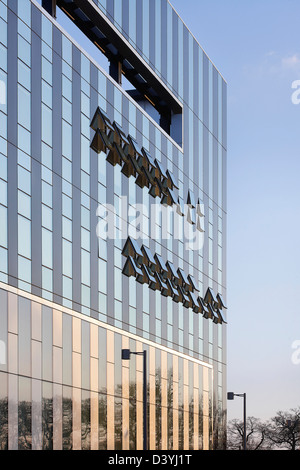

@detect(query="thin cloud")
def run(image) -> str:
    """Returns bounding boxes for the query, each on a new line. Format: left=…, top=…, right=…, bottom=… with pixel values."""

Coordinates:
left=242, top=52, right=300, bottom=81
left=265, top=51, right=276, bottom=57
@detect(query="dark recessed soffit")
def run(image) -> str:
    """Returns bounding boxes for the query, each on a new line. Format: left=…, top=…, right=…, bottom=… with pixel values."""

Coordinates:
left=56, top=0, right=182, bottom=116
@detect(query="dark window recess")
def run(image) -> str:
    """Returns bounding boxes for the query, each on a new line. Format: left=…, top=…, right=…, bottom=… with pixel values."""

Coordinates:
left=45, top=0, right=183, bottom=146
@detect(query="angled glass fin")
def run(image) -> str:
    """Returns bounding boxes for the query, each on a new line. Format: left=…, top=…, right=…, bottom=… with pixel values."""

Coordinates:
left=90, top=106, right=114, bottom=133
left=217, top=293, right=227, bottom=310
left=121, top=237, right=144, bottom=264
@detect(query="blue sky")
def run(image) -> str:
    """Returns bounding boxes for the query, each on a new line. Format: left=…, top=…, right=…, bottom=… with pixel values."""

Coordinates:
left=170, top=0, right=300, bottom=422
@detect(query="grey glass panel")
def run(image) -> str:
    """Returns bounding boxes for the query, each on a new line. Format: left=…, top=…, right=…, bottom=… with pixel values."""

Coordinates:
left=62, top=239, right=72, bottom=278
left=0, top=17, right=7, bottom=47
left=42, top=204, right=52, bottom=231
left=0, top=205, right=7, bottom=248
left=18, top=35, right=31, bottom=66
left=18, top=297, right=31, bottom=376
left=113, top=0, right=122, bottom=29
left=0, top=70, right=6, bottom=113
left=18, top=0, right=31, bottom=26
left=81, top=249, right=90, bottom=286
left=0, top=112, right=6, bottom=140
left=42, top=266, right=52, bottom=295
left=42, top=181, right=52, bottom=208
left=115, top=396, right=122, bottom=450
left=0, top=43, right=7, bottom=75
left=42, top=54, right=52, bottom=82
left=62, top=217, right=72, bottom=241
left=62, top=314, right=72, bottom=385
left=42, top=228, right=53, bottom=269
left=0, top=290, right=7, bottom=373
left=81, top=321, right=90, bottom=389
left=0, top=179, right=6, bottom=207
left=18, top=85, right=31, bottom=130
left=98, top=327, right=107, bottom=393
left=18, top=20, right=31, bottom=44
left=81, top=228, right=90, bottom=252
left=0, top=269, right=7, bottom=300
left=42, top=80, right=52, bottom=108
left=41, top=103, right=52, bottom=146
left=18, top=60, right=30, bottom=91
left=114, top=333, right=122, bottom=397
left=62, top=195, right=72, bottom=218
left=41, top=35, right=52, bottom=61
left=42, top=306, right=53, bottom=382
left=62, top=36, right=72, bottom=66
left=18, top=256, right=31, bottom=286
left=62, top=120, right=72, bottom=160
left=18, top=215, right=31, bottom=259
left=0, top=2, right=7, bottom=23
left=18, top=190, right=31, bottom=219
left=128, top=0, right=136, bottom=47
left=41, top=143, right=52, bottom=171
left=0, top=0, right=227, bottom=447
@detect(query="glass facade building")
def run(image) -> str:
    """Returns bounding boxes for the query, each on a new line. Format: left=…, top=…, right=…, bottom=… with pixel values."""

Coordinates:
left=0, top=0, right=227, bottom=450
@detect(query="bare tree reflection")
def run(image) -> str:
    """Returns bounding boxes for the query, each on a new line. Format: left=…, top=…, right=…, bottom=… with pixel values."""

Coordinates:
left=0, top=368, right=224, bottom=450
left=42, top=397, right=53, bottom=450
left=81, top=394, right=91, bottom=450
left=98, top=393, right=107, bottom=450
left=62, top=396, right=72, bottom=450
left=0, top=398, right=8, bottom=450
left=18, top=400, right=32, bottom=450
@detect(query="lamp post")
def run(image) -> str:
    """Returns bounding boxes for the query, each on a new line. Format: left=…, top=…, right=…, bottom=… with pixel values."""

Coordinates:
left=122, top=348, right=147, bottom=450
left=227, top=392, right=247, bottom=450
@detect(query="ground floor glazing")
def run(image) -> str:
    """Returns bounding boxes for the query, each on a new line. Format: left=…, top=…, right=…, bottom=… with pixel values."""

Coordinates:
left=0, top=284, right=217, bottom=450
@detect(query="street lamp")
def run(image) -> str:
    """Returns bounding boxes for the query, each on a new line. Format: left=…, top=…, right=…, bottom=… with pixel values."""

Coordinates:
left=227, top=392, right=247, bottom=450
left=122, top=348, right=147, bottom=450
